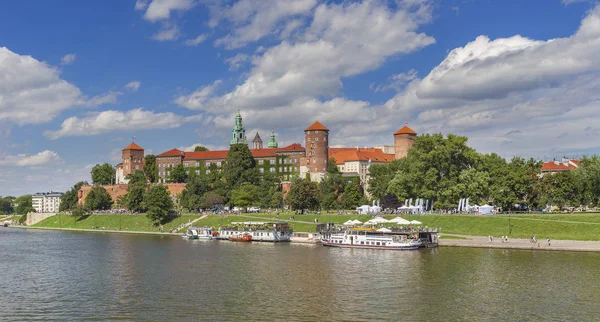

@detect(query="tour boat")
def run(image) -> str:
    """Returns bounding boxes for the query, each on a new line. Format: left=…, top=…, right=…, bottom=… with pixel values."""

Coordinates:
left=182, top=229, right=199, bottom=239
left=187, top=226, right=215, bottom=240
left=217, top=222, right=292, bottom=242
left=290, top=232, right=321, bottom=243
left=229, top=232, right=253, bottom=242
left=321, top=229, right=422, bottom=250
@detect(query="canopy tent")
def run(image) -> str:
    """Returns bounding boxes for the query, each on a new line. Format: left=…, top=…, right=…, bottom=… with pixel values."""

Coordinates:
left=389, top=217, right=411, bottom=225
left=377, top=227, right=392, bottom=232
left=364, top=217, right=389, bottom=225
left=343, top=220, right=355, bottom=226
left=479, top=205, right=494, bottom=215
left=410, top=220, right=422, bottom=225
left=357, top=205, right=382, bottom=215
left=351, top=219, right=363, bottom=225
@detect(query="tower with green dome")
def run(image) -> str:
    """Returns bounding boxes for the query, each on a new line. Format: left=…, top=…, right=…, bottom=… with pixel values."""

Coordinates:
left=268, top=129, right=278, bottom=148
left=230, top=110, right=247, bottom=145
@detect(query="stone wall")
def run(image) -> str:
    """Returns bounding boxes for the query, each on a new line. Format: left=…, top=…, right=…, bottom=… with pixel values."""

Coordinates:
left=26, top=212, right=56, bottom=225
left=78, top=183, right=187, bottom=205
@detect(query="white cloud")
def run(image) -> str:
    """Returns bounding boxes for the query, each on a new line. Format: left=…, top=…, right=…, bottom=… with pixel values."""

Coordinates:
left=178, top=143, right=224, bottom=152
left=185, top=33, right=208, bottom=46
left=371, top=69, right=418, bottom=93
left=124, top=81, right=141, bottom=91
left=224, top=53, right=250, bottom=71
left=143, top=0, right=195, bottom=22
left=213, top=0, right=318, bottom=49
left=0, top=150, right=62, bottom=167
left=152, top=24, right=181, bottom=41
left=60, top=53, right=77, bottom=65
left=84, top=91, right=121, bottom=107
left=174, top=80, right=222, bottom=110
left=45, top=108, right=202, bottom=139
left=135, top=0, right=149, bottom=11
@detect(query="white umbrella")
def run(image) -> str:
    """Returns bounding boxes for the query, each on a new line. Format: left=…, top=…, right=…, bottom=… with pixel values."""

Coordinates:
left=371, top=216, right=389, bottom=223
left=351, top=219, right=363, bottom=225
left=389, top=217, right=411, bottom=225
left=410, top=220, right=422, bottom=225
left=377, top=227, right=392, bottom=232
left=343, top=220, right=354, bottom=226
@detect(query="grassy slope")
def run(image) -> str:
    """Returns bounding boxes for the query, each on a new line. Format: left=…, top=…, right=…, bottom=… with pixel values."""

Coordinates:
left=33, top=214, right=203, bottom=232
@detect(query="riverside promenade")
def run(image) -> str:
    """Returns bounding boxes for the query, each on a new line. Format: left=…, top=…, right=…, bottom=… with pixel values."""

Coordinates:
left=440, top=234, right=600, bottom=252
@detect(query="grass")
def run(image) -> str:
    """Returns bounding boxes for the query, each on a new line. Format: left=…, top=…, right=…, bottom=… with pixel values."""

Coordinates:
left=33, top=214, right=203, bottom=232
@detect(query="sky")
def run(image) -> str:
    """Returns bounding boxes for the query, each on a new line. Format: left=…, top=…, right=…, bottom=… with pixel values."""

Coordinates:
left=1, top=0, right=600, bottom=196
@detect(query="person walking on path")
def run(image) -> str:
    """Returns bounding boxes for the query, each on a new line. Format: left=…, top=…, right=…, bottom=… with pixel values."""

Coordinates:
left=547, top=238, right=551, bottom=246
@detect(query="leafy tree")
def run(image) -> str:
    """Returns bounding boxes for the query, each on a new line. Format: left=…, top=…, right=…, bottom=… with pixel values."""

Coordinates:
left=538, top=171, right=580, bottom=209
left=194, top=145, right=210, bottom=152
left=143, top=185, right=174, bottom=224
left=230, top=184, right=261, bottom=208
left=144, top=155, right=159, bottom=183
left=380, top=193, right=401, bottom=209
left=84, top=186, right=113, bottom=210
left=318, top=172, right=345, bottom=210
left=269, top=191, right=283, bottom=209
left=180, top=175, right=210, bottom=211
left=71, top=205, right=89, bottom=219
left=367, top=159, right=404, bottom=199
left=328, top=157, right=341, bottom=174
left=169, top=164, right=187, bottom=183
left=91, top=163, right=115, bottom=185
left=59, top=181, right=87, bottom=212
left=341, top=178, right=364, bottom=209
left=201, top=191, right=225, bottom=209
left=286, top=178, right=319, bottom=210
left=123, top=170, right=147, bottom=212
left=0, top=196, right=14, bottom=214
left=574, top=155, right=600, bottom=206
left=223, top=144, right=259, bottom=187
left=14, top=195, right=35, bottom=215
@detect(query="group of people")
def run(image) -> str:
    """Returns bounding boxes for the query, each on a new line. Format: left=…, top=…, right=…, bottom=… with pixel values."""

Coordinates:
left=488, top=235, right=509, bottom=243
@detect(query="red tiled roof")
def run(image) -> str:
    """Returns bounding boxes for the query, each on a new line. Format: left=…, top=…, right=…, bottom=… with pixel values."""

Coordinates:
left=329, top=148, right=394, bottom=165
left=541, top=160, right=578, bottom=172
left=394, top=125, right=416, bottom=135
left=183, top=150, right=229, bottom=160
left=305, top=121, right=329, bottom=131
left=123, top=142, right=144, bottom=150
left=157, top=148, right=184, bottom=157
left=277, top=143, right=305, bottom=151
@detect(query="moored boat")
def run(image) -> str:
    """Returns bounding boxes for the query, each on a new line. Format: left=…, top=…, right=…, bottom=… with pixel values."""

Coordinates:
left=217, top=222, right=292, bottom=242
left=322, top=229, right=421, bottom=250
left=182, top=229, right=199, bottom=239
left=229, top=232, right=252, bottom=242
left=290, top=232, right=321, bottom=243
left=187, top=226, right=215, bottom=240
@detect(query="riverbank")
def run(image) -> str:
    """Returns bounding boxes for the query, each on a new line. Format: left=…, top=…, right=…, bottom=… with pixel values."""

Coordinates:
left=7, top=225, right=180, bottom=236
left=439, top=234, right=600, bottom=252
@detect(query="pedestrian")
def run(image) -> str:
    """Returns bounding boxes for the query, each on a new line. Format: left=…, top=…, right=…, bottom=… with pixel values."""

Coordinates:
left=547, top=238, right=551, bottom=246
left=506, top=236, right=509, bottom=243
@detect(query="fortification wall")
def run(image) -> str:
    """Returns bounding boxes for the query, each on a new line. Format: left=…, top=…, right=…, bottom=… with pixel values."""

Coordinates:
left=78, top=183, right=186, bottom=205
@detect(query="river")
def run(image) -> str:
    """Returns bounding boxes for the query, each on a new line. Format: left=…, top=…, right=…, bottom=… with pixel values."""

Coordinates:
left=1, top=228, right=599, bottom=321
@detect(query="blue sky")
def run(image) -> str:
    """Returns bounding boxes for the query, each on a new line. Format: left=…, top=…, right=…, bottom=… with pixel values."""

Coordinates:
left=1, top=0, right=599, bottom=196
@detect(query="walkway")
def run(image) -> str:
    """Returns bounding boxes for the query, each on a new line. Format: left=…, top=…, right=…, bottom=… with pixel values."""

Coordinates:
left=236, top=214, right=316, bottom=224
left=440, top=234, right=600, bottom=252
left=173, top=214, right=208, bottom=233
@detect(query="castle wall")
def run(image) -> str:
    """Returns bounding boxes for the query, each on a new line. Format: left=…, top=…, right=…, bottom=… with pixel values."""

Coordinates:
left=78, top=183, right=187, bottom=206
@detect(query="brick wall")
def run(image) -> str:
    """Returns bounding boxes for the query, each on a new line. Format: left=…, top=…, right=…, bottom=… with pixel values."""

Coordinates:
left=78, top=183, right=187, bottom=205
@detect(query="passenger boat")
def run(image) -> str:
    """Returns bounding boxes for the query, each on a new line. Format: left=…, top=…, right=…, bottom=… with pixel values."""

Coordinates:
left=187, top=226, right=215, bottom=240
left=229, top=232, right=252, bottom=242
left=290, top=232, right=321, bottom=243
left=217, top=222, right=292, bottom=242
left=321, top=228, right=422, bottom=250
left=182, top=229, right=199, bottom=239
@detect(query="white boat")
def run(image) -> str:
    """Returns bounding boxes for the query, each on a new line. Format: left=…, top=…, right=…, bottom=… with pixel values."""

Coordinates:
left=290, top=232, right=321, bottom=243
left=182, top=229, right=199, bottom=239
left=217, top=222, right=292, bottom=242
left=321, top=229, right=421, bottom=250
left=184, top=227, right=215, bottom=240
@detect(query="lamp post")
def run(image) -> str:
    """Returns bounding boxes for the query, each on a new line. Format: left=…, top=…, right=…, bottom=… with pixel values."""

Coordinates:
left=508, top=212, right=512, bottom=234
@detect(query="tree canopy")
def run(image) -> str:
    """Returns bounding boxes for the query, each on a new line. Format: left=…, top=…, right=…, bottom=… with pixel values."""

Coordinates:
left=223, top=144, right=259, bottom=187
left=143, top=185, right=174, bottom=224
left=91, top=163, right=115, bottom=185
left=169, top=164, right=187, bottom=183
left=144, top=155, right=158, bottom=183
left=286, top=178, right=319, bottom=210
left=85, top=186, right=113, bottom=210
left=194, top=145, right=209, bottom=152
left=59, top=181, right=87, bottom=212
left=14, top=195, right=35, bottom=215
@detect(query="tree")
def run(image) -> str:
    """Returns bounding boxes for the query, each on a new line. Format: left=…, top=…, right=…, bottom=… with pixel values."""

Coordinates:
left=14, top=195, right=35, bottom=215
left=0, top=196, right=14, bottom=214
left=201, top=191, right=225, bottom=209
left=123, top=170, right=147, bottom=212
left=328, top=157, right=341, bottom=174
left=59, top=181, right=87, bottom=212
left=286, top=178, right=319, bottom=210
left=341, top=178, right=364, bottom=209
left=318, top=172, right=345, bottom=210
left=169, top=164, right=187, bottom=183
left=91, top=163, right=115, bottom=185
left=143, top=185, right=174, bottom=224
left=380, top=193, right=401, bottom=209
left=85, top=186, right=113, bottom=210
left=126, top=170, right=147, bottom=186
left=230, top=184, right=261, bottom=208
left=180, top=175, right=210, bottom=211
left=194, top=145, right=209, bottom=152
left=223, top=144, right=259, bottom=187
left=71, top=205, right=89, bottom=219
left=144, top=155, right=159, bottom=183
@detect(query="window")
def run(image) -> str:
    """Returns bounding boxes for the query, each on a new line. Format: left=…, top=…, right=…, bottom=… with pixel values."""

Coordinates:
left=259, top=168, right=264, bottom=173
left=195, top=170, right=200, bottom=175
left=270, top=167, right=275, bottom=173
left=279, top=166, right=282, bottom=172
left=206, top=161, right=211, bottom=166
left=216, top=161, right=221, bottom=166
left=258, top=160, right=264, bottom=165
left=206, top=169, right=210, bottom=174
left=184, top=162, right=188, bottom=167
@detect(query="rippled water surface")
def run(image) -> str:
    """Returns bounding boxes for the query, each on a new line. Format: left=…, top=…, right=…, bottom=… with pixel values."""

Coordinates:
left=1, top=228, right=599, bottom=321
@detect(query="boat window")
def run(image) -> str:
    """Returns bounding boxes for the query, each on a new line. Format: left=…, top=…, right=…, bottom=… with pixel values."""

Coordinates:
left=376, top=242, right=380, bottom=246
left=360, top=241, right=364, bottom=245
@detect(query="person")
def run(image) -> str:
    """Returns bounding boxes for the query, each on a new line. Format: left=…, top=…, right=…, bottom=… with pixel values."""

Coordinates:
left=506, top=236, right=509, bottom=243
left=547, top=238, right=551, bottom=246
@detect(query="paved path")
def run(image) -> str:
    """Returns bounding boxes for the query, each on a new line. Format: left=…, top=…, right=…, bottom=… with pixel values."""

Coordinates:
left=173, top=214, right=207, bottom=233
left=440, top=234, right=600, bottom=252
left=237, top=214, right=316, bottom=224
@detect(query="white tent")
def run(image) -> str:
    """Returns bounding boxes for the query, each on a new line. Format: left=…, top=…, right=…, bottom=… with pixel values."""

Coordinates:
left=351, top=219, right=363, bottom=225
left=479, top=205, right=494, bottom=215
left=356, top=205, right=381, bottom=215
left=410, top=220, right=422, bottom=225
left=377, top=227, right=392, bottom=232
left=371, top=216, right=389, bottom=223
left=343, top=220, right=355, bottom=226
left=389, top=217, right=411, bottom=225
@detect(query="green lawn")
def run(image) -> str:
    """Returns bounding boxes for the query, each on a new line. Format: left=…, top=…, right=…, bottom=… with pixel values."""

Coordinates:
left=33, top=214, right=203, bottom=232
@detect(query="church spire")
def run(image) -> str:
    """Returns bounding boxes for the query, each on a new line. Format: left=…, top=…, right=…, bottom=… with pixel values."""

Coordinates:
left=230, top=110, right=247, bottom=145
left=268, top=129, right=278, bottom=148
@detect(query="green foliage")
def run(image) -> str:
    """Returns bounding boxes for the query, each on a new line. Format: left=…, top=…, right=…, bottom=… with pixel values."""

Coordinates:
left=144, top=155, right=159, bottom=183
left=180, top=175, right=210, bottom=211
left=14, top=195, right=35, bottom=215
left=318, top=172, right=346, bottom=210
left=169, top=164, right=187, bottom=183
left=230, top=184, right=261, bottom=207
left=201, top=191, right=225, bottom=209
left=194, top=145, right=209, bottom=152
left=91, top=163, right=115, bottom=185
left=123, top=170, right=147, bottom=212
left=18, top=214, right=27, bottom=224
left=143, top=185, right=174, bottom=224
left=286, top=178, right=320, bottom=210
left=341, top=178, right=364, bottom=209
left=223, top=144, right=259, bottom=187
left=538, top=171, right=580, bottom=208
left=71, top=205, right=89, bottom=219
left=0, top=196, right=14, bottom=214
left=84, top=186, right=113, bottom=210
left=59, top=181, right=87, bottom=212
left=327, top=157, right=341, bottom=174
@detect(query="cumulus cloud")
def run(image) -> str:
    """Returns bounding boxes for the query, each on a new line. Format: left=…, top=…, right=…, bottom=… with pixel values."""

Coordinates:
left=152, top=24, right=180, bottom=41
left=135, top=0, right=149, bottom=11
left=124, top=81, right=141, bottom=91
left=185, top=33, right=208, bottom=46
left=174, top=80, right=222, bottom=110
left=60, top=53, right=77, bottom=65
left=178, top=143, right=224, bottom=152
left=84, top=91, right=121, bottom=107
left=224, top=53, right=250, bottom=71
left=0, top=150, right=62, bottom=167
left=143, top=0, right=195, bottom=22
left=44, top=108, right=202, bottom=139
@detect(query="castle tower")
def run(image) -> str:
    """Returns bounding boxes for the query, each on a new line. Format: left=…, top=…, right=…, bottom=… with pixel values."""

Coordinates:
left=122, top=141, right=145, bottom=178
left=302, top=121, right=329, bottom=182
left=394, top=124, right=416, bottom=159
left=252, top=132, right=263, bottom=150
left=268, top=129, right=278, bottom=148
left=230, top=110, right=247, bottom=145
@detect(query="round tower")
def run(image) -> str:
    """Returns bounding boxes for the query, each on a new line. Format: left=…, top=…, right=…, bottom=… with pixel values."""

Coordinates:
left=394, top=124, right=416, bottom=159
left=304, top=121, right=329, bottom=177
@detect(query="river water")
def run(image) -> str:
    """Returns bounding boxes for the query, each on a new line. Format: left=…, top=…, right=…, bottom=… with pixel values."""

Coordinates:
left=1, top=228, right=599, bottom=321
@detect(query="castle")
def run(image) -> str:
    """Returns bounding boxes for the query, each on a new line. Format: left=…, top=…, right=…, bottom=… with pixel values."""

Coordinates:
left=116, top=111, right=417, bottom=191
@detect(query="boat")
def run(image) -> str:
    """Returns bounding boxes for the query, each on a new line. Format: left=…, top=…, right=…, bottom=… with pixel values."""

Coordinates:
left=217, top=222, right=292, bottom=242
left=187, top=226, right=215, bottom=240
left=229, top=232, right=253, bottom=242
left=321, top=228, right=422, bottom=250
left=290, top=232, right=321, bottom=243
left=182, top=229, right=199, bottom=239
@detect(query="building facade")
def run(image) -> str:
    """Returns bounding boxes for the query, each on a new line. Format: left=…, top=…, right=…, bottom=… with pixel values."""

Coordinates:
left=32, top=192, right=63, bottom=213
left=540, top=158, right=579, bottom=177
left=300, top=121, right=330, bottom=182
left=116, top=142, right=145, bottom=184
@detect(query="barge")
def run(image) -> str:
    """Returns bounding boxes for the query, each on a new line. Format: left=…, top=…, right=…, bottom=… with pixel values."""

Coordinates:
left=217, top=222, right=292, bottom=242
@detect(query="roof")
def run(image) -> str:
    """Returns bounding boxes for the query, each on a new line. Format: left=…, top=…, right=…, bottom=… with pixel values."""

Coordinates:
left=305, top=121, right=329, bottom=131
left=253, top=132, right=262, bottom=142
left=394, top=125, right=417, bottom=135
left=123, top=142, right=144, bottom=151
left=183, top=150, right=229, bottom=161
left=329, top=148, right=395, bottom=165
left=157, top=148, right=184, bottom=157
left=277, top=143, right=305, bottom=151
left=541, top=160, right=579, bottom=172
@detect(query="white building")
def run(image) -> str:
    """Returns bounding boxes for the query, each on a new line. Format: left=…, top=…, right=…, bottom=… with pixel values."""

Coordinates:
left=32, top=192, right=63, bottom=213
